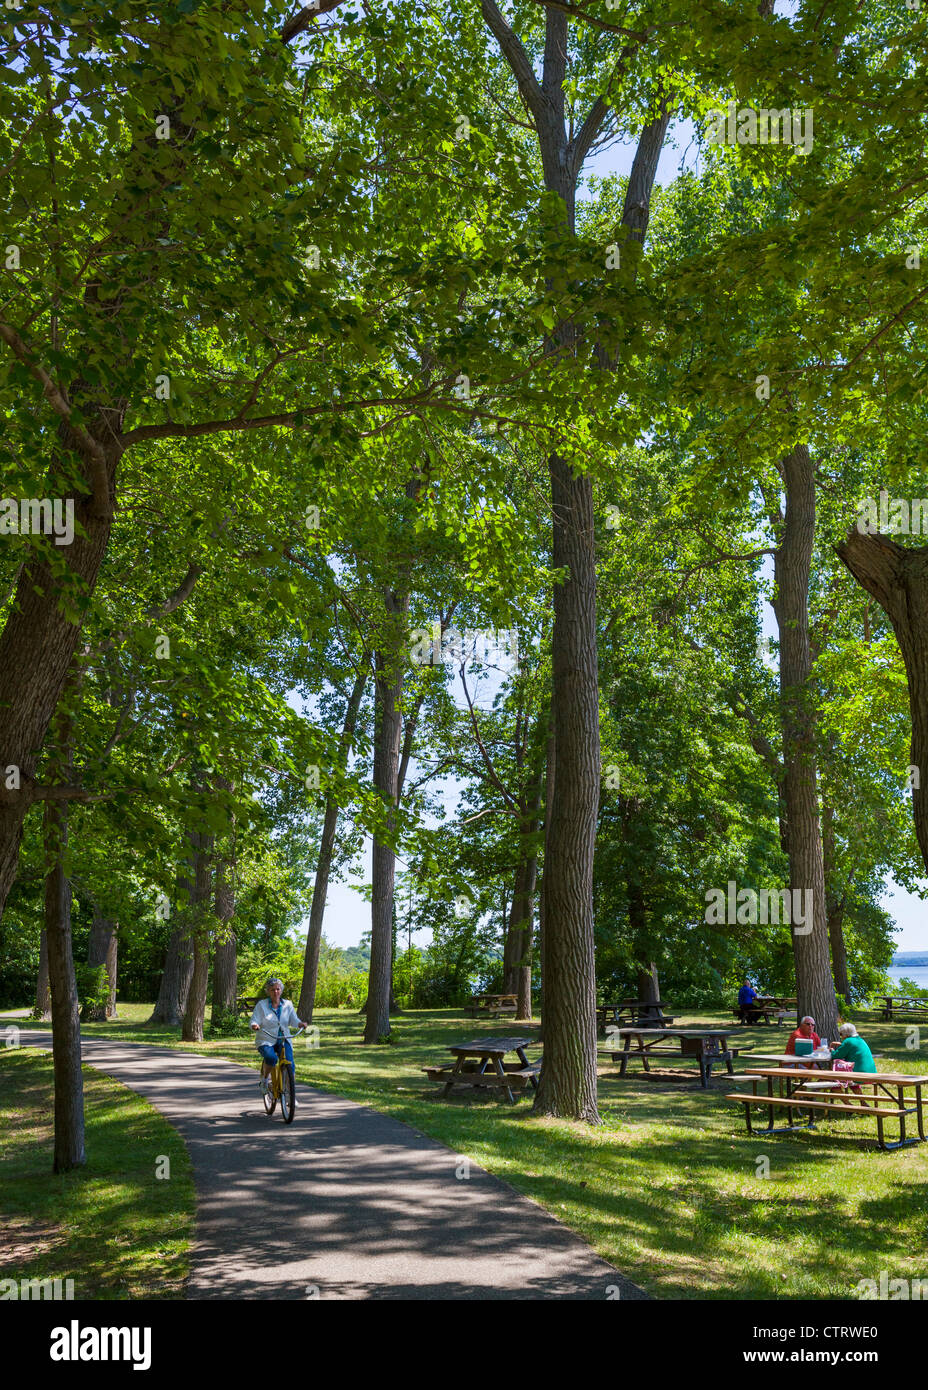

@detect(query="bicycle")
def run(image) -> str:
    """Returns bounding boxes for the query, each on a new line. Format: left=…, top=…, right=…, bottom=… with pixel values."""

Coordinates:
left=261, top=1026, right=305, bottom=1124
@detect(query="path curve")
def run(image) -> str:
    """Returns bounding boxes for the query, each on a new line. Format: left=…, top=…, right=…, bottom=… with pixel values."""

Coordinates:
left=18, top=1031, right=646, bottom=1301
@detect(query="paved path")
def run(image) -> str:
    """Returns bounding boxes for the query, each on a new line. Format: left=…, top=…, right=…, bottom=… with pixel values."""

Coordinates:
left=18, top=1031, right=645, bottom=1301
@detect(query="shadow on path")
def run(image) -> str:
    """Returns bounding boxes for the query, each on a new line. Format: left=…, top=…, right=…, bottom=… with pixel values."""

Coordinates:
left=19, top=1031, right=646, bottom=1302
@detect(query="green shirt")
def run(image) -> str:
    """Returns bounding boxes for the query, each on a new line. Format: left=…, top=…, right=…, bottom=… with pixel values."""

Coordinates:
left=831, top=1035, right=877, bottom=1073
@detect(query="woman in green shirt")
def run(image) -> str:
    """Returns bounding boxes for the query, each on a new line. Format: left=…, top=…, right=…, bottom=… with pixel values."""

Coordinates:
left=831, top=1023, right=877, bottom=1073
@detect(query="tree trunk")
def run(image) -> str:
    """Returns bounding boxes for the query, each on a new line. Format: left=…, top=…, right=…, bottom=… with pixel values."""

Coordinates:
left=299, top=665, right=367, bottom=1020
left=83, top=915, right=117, bottom=1021
left=34, top=928, right=51, bottom=1021
left=211, top=860, right=237, bottom=1028
left=149, top=923, right=194, bottom=1026
left=182, top=831, right=214, bottom=1043
left=821, top=792, right=851, bottom=1002
left=364, top=595, right=408, bottom=1044
left=0, top=420, right=119, bottom=921
left=504, top=854, right=537, bottom=1020
left=209, top=774, right=237, bottom=1028
left=827, top=903, right=851, bottom=1004
left=636, top=963, right=660, bottom=1006
left=837, top=528, right=928, bottom=882
left=533, top=443, right=601, bottom=1122
left=43, top=695, right=85, bottom=1173
left=502, top=712, right=546, bottom=1021
left=502, top=859, right=526, bottom=995
left=772, top=444, right=838, bottom=1038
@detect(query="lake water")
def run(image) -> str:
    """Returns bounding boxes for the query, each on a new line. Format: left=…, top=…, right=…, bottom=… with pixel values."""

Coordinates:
left=887, top=965, right=928, bottom=991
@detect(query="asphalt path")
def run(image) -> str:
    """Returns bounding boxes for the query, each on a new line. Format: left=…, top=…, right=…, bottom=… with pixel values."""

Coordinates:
left=16, top=1030, right=647, bottom=1301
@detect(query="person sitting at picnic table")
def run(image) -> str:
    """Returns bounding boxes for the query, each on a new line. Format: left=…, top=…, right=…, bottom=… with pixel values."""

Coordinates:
left=737, top=979, right=761, bottom=1024
left=830, top=1022, right=877, bottom=1076
left=785, top=1016, right=821, bottom=1055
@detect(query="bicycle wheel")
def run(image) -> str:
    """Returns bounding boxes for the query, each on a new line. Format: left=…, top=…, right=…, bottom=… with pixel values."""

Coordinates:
left=262, top=1072, right=277, bottom=1116
left=280, top=1063, right=295, bottom=1123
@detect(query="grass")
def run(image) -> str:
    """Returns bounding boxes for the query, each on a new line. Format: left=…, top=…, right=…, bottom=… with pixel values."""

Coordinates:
left=0, top=1046, right=195, bottom=1300
left=6, top=1001, right=928, bottom=1299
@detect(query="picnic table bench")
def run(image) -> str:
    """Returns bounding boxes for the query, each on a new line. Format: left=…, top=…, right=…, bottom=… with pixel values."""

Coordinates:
left=602, top=1027, right=740, bottom=1088
left=424, top=1036, right=540, bottom=1104
left=464, top=992, right=518, bottom=1019
left=727, top=1067, right=928, bottom=1151
left=236, top=995, right=261, bottom=1017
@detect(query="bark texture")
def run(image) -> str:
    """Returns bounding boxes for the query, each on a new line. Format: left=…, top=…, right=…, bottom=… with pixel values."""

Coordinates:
left=211, top=859, right=237, bottom=1027
left=43, top=701, right=85, bottom=1173
left=299, top=665, right=367, bottom=1020
left=209, top=773, right=237, bottom=1029
left=364, top=605, right=408, bottom=1044
left=149, top=922, right=194, bottom=1026
left=534, top=442, right=601, bottom=1121
left=34, top=928, right=51, bottom=1021
left=0, top=413, right=120, bottom=921
left=182, top=831, right=214, bottom=1043
left=83, top=914, right=117, bottom=1021
left=503, top=854, right=538, bottom=1019
left=821, top=794, right=851, bottom=1002
left=772, top=445, right=838, bottom=1038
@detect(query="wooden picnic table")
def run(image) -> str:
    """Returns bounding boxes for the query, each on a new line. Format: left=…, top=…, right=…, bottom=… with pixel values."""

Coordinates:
left=597, top=1000, right=675, bottom=1030
left=464, top=992, right=518, bottom=1018
left=727, top=1066, right=928, bottom=1151
left=423, top=1036, right=541, bottom=1104
left=733, top=996, right=792, bottom=1026
left=602, top=1026, right=739, bottom=1088
left=878, top=995, right=928, bottom=1022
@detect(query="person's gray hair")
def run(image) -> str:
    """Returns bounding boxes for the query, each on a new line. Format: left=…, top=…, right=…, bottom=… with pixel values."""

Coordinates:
left=838, top=1022, right=857, bottom=1038
left=801, top=1015, right=816, bottom=1026
left=266, top=977, right=283, bottom=990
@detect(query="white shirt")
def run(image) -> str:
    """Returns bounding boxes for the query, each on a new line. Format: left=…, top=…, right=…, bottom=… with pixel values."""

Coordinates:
left=250, top=997, right=301, bottom=1047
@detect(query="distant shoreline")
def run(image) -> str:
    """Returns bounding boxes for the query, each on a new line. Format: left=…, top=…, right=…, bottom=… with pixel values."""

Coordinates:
left=892, top=954, right=928, bottom=967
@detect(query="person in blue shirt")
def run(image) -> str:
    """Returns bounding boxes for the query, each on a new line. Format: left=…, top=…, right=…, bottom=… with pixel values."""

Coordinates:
left=250, top=977, right=309, bottom=1104
left=737, top=979, right=761, bottom=1024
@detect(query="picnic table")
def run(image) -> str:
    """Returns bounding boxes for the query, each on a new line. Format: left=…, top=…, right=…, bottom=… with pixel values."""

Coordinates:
left=746, top=1050, right=834, bottom=1067
left=236, top=994, right=261, bottom=1017
left=878, top=995, right=928, bottom=1022
left=464, top=992, right=518, bottom=1019
left=597, top=1000, right=675, bottom=1031
left=602, top=1026, right=740, bottom=1088
left=423, top=1036, right=541, bottom=1104
left=727, top=1065, right=928, bottom=1151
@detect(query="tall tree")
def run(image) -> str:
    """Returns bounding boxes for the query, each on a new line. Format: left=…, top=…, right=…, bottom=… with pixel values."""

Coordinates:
left=769, top=445, right=839, bottom=1037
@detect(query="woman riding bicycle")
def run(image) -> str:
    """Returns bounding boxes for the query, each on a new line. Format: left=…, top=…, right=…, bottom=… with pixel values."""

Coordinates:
left=250, top=977, right=310, bottom=1105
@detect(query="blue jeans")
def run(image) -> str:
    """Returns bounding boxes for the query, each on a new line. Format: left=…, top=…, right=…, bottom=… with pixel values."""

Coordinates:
left=259, top=1039, right=294, bottom=1079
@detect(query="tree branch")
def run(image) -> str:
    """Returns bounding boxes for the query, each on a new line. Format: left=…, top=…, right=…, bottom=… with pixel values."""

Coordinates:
left=281, top=0, right=349, bottom=45
left=0, top=318, right=112, bottom=516
left=480, top=0, right=547, bottom=124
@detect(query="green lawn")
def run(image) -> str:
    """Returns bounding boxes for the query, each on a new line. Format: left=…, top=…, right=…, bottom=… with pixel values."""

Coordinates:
left=0, top=1046, right=194, bottom=1300
left=24, top=999, right=924, bottom=1300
